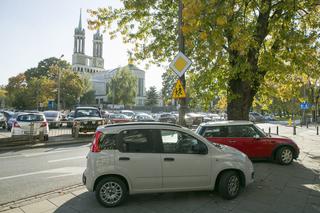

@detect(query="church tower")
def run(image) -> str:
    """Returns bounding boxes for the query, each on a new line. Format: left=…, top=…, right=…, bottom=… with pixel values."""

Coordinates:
left=92, top=30, right=104, bottom=68
left=72, top=9, right=87, bottom=71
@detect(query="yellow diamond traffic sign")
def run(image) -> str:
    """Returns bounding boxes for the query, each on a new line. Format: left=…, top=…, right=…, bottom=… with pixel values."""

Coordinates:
left=169, top=52, right=192, bottom=77
left=172, top=79, right=186, bottom=99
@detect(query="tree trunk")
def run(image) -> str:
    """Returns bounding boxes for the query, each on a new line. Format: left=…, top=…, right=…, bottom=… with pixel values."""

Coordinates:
left=227, top=78, right=257, bottom=121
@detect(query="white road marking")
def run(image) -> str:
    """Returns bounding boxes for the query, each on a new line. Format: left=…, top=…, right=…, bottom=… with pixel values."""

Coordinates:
left=23, top=150, right=72, bottom=157
left=0, top=155, right=22, bottom=159
left=48, top=156, right=85, bottom=163
left=0, top=167, right=85, bottom=181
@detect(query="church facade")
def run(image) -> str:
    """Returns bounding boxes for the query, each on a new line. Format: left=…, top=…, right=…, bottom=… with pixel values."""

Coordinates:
left=71, top=11, right=146, bottom=106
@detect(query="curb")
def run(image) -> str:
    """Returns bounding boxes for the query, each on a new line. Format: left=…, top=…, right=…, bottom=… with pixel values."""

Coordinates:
left=0, top=139, right=91, bottom=151
left=0, top=184, right=85, bottom=212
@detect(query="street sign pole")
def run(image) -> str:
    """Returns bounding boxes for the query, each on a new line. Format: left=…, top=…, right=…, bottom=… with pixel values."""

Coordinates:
left=178, top=0, right=187, bottom=126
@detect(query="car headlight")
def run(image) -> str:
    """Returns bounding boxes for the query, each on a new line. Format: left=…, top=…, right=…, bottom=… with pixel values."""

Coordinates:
left=98, top=121, right=102, bottom=125
left=83, top=121, right=88, bottom=124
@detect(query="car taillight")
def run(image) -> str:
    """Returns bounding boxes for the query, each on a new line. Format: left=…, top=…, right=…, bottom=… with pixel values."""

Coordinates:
left=91, top=131, right=103, bottom=153
left=14, top=122, right=21, bottom=128
left=40, top=122, right=47, bottom=127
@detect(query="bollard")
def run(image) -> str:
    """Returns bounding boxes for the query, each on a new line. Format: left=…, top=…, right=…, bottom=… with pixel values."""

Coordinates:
left=306, top=121, right=309, bottom=128
left=317, top=126, right=319, bottom=135
left=293, top=125, right=296, bottom=135
left=276, top=126, right=279, bottom=135
left=268, top=127, right=271, bottom=135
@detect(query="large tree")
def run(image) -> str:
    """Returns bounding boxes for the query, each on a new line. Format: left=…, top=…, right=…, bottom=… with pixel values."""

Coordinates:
left=145, top=86, right=159, bottom=106
left=88, top=0, right=320, bottom=120
left=108, top=67, right=137, bottom=106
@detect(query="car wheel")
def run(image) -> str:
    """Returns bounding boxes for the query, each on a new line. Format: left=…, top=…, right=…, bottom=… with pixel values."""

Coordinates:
left=276, top=147, right=293, bottom=165
left=44, top=135, right=49, bottom=141
left=218, top=171, right=241, bottom=200
left=95, top=177, right=128, bottom=207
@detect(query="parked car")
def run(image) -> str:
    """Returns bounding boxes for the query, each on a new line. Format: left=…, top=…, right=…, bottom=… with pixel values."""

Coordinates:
left=186, top=112, right=204, bottom=126
left=109, top=113, right=132, bottom=123
left=120, top=110, right=135, bottom=119
left=66, top=111, right=75, bottom=127
left=11, top=112, right=49, bottom=141
left=6, top=112, right=19, bottom=131
left=155, top=113, right=177, bottom=123
left=196, top=121, right=299, bottom=165
left=72, top=107, right=104, bottom=137
left=249, top=112, right=265, bottom=122
left=133, top=113, right=155, bottom=122
left=83, top=122, right=254, bottom=207
left=0, top=112, right=6, bottom=129
left=43, top=110, right=63, bottom=128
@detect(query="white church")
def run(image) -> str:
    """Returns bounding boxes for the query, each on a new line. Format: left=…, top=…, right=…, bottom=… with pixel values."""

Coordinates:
left=71, top=11, right=146, bottom=106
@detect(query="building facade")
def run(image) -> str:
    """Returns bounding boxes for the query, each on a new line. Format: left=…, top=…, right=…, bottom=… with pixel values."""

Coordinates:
left=72, top=10, right=146, bottom=106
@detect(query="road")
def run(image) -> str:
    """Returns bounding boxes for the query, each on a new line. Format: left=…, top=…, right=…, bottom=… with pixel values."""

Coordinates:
left=0, top=143, right=90, bottom=204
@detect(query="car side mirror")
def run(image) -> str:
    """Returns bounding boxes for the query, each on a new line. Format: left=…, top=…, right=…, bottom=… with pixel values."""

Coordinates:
left=254, top=134, right=260, bottom=139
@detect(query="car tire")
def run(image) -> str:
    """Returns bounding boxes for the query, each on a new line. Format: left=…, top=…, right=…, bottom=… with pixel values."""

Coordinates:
left=218, top=171, right=241, bottom=200
left=276, top=146, right=293, bottom=165
left=95, top=177, right=128, bottom=207
left=44, top=135, right=49, bottom=141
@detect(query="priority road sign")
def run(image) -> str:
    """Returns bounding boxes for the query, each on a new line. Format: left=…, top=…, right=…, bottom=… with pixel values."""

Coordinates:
left=172, top=79, right=186, bottom=99
left=169, top=52, right=192, bottom=77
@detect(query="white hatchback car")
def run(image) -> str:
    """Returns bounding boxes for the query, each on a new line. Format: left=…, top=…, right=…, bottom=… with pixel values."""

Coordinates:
left=83, top=123, right=254, bottom=207
left=11, top=112, right=49, bottom=141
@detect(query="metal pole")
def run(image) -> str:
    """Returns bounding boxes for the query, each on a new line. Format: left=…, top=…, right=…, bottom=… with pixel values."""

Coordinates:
left=276, top=126, right=279, bottom=135
left=57, top=54, right=64, bottom=111
left=268, top=127, right=271, bottom=135
left=178, top=0, right=187, bottom=126
left=317, top=126, right=319, bottom=135
left=293, top=125, right=296, bottom=135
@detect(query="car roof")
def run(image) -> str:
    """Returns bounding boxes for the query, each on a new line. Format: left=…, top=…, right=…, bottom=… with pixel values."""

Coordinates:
left=76, top=107, right=99, bottom=110
left=200, top=120, right=253, bottom=126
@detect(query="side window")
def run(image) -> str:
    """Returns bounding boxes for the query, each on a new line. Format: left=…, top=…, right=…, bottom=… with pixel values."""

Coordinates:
left=99, top=134, right=117, bottom=150
left=161, top=130, right=207, bottom=154
left=119, top=129, right=154, bottom=153
left=227, top=125, right=258, bottom=137
left=202, top=126, right=226, bottom=137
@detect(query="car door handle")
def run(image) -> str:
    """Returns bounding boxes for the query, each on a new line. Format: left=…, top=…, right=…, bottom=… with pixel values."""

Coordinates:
left=119, top=157, right=130, bottom=161
left=164, top=157, right=175, bottom=161
left=228, top=140, right=237, bottom=143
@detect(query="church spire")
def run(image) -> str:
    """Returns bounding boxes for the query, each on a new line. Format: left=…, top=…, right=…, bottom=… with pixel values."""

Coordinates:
left=78, top=9, right=82, bottom=29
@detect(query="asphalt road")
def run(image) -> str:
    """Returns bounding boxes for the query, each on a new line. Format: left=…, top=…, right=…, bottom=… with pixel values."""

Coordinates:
left=0, top=143, right=90, bottom=204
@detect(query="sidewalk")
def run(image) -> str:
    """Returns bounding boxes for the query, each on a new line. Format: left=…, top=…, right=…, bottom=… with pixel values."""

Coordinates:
left=1, top=124, right=319, bottom=213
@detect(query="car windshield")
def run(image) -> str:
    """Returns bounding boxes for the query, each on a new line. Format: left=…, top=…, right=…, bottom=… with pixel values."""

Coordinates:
left=254, top=124, right=267, bottom=137
left=44, top=111, right=58, bottom=117
left=76, top=109, right=100, bottom=117
left=17, top=114, right=44, bottom=122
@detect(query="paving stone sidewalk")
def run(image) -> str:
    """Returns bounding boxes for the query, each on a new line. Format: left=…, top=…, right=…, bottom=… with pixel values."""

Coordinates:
left=1, top=124, right=320, bottom=213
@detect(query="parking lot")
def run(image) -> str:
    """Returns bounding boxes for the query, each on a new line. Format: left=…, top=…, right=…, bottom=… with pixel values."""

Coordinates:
left=1, top=123, right=319, bottom=213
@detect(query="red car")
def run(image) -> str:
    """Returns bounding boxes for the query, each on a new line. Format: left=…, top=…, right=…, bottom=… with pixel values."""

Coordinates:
left=108, top=113, right=131, bottom=124
left=196, top=121, right=299, bottom=165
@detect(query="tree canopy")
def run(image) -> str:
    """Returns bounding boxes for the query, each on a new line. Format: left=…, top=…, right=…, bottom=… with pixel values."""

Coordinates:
left=107, top=67, right=137, bottom=106
left=145, top=86, right=159, bottom=106
left=89, top=0, right=320, bottom=120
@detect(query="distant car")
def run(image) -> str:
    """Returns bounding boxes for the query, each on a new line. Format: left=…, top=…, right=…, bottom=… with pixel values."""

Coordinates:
left=66, top=111, right=75, bottom=128
left=109, top=113, right=132, bottom=123
left=0, top=112, right=6, bottom=129
left=6, top=112, right=19, bottom=131
left=133, top=113, right=155, bottom=122
left=186, top=113, right=204, bottom=126
left=43, top=111, right=63, bottom=128
left=196, top=121, right=300, bottom=165
left=157, top=113, right=176, bottom=123
left=11, top=112, right=49, bottom=141
left=83, top=122, right=254, bottom=207
left=249, top=112, right=265, bottom=122
left=72, top=107, right=104, bottom=137
left=120, top=110, right=135, bottom=119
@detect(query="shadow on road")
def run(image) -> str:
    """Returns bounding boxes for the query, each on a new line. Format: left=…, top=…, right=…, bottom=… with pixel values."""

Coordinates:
left=54, top=161, right=320, bottom=213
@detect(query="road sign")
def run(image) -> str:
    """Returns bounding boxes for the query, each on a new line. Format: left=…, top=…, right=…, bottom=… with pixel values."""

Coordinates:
left=300, top=102, right=310, bottom=110
left=172, top=79, right=186, bottom=99
left=169, top=52, right=192, bottom=77
left=48, top=100, right=54, bottom=109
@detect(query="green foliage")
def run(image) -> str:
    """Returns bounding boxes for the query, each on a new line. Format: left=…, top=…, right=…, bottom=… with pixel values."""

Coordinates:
left=80, top=90, right=96, bottom=105
left=161, top=69, right=177, bottom=105
left=6, top=57, right=91, bottom=109
left=108, top=67, right=137, bottom=106
left=145, top=86, right=159, bottom=106
left=89, top=0, right=320, bottom=119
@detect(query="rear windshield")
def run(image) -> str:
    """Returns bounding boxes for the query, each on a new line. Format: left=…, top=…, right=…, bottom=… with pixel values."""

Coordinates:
left=44, top=111, right=58, bottom=117
left=75, top=109, right=100, bottom=118
left=17, top=114, right=44, bottom=122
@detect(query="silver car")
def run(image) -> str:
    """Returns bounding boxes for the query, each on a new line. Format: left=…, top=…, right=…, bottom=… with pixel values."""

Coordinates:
left=83, top=122, right=254, bottom=207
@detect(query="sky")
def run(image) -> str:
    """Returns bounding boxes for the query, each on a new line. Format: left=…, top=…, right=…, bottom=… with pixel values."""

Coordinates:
left=0, top=0, right=165, bottom=90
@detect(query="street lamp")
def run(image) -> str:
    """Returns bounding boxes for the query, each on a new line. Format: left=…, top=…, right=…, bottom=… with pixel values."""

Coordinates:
left=57, top=54, right=64, bottom=111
